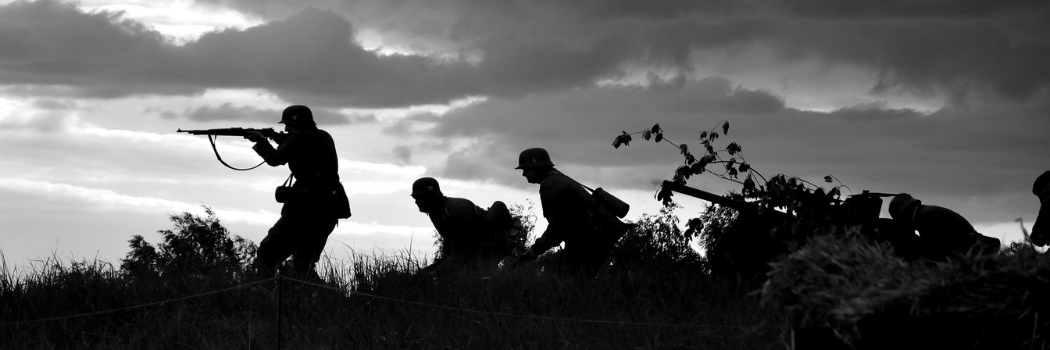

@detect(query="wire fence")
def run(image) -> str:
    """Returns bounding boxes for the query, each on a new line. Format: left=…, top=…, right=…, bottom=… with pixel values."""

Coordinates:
left=1, top=274, right=760, bottom=347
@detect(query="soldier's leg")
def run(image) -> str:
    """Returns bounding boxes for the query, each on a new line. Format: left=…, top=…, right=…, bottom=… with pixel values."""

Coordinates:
left=255, top=216, right=300, bottom=275
left=291, top=217, right=338, bottom=276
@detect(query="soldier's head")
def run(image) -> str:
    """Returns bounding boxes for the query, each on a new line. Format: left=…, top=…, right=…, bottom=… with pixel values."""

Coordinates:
left=1032, top=171, right=1050, bottom=246
left=279, top=105, right=316, bottom=131
left=516, top=148, right=554, bottom=184
left=1034, top=171, right=1050, bottom=199
left=889, top=193, right=922, bottom=225
left=411, top=177, right=444, bottom=212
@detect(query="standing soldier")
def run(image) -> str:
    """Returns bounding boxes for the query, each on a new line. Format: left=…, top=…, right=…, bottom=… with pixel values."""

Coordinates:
left=888, top=193, right=1000, bottom=261
left=513, top=148, right=628, bottom=277
left=411, top=177, right=516, bottom=274
left=245, top=105, right=351, bottom=279
left=1031, top=171, right=1050, bottom=247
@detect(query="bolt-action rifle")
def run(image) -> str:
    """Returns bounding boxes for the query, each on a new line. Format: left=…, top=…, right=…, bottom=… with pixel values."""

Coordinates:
left=177, top=127, right=287, bottom=171
left=177, top=127, right=286, bottom=140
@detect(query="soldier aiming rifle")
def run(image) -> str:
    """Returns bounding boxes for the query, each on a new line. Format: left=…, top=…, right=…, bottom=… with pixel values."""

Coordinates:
left=180, top=105, right=351, bottom=279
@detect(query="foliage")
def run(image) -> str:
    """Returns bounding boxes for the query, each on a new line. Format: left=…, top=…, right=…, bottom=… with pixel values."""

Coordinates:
left=609, top=204, right=706, bottom=273
left=1, top=248, right=780, bottom=349
left=508, top=200, right=538, bottom=256
left=614, top=121, right=871, bottom=280
left=120, top=206, right=257, bottom=279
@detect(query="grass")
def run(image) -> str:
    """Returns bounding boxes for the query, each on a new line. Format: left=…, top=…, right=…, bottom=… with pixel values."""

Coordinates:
left=0, top=250, right=781, bottom=349
left=761, top=234, right=1050, bottom=350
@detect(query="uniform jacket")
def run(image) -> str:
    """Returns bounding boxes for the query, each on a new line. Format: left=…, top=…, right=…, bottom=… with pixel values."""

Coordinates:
left=253, top=128, right=341, bottom=217
left=428, top=197, right=502, bottom=258
left=914, top=204, right=1000, bottom=259
left=532, top=170, right=608, bottom=253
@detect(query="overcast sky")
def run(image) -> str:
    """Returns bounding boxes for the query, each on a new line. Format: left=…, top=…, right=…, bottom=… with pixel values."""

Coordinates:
left=1, top=0, right=1047, bottom=270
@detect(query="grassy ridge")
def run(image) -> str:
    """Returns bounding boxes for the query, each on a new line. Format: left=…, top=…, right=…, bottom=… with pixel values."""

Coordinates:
left=762, top=235, right=1050, bottom=349
left=0, top=253, right=781, bottom=349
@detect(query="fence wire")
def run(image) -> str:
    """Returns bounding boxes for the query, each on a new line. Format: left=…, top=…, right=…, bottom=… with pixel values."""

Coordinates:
left=283, top=276, right=753, bottom=329
left=0, top=277, right=277, bottom=327
left=1, top=274, right=757, bottom=331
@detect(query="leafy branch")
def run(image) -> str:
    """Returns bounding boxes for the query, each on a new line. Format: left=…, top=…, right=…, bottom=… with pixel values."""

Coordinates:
left=614, top=121, right=766, bottom=188
left=613, top=121, right=851, bottom=214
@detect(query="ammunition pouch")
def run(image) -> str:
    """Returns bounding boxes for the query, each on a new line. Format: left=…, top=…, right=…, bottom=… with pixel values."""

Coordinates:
left=275, top=174, right=302, bottom=203
left=592, top=187, right=630, bottom=218
left=275, top=186, right=308, bottom=203
left=274, top=174, right=351, bottom=219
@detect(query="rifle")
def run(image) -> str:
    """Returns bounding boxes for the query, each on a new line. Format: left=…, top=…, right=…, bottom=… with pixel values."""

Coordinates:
left=177, top=127, right=287, bottom=171
left=177, top=127, right=286, bottom=140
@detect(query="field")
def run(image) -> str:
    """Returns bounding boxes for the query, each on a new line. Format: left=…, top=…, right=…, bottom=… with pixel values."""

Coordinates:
left=4, top=205, right=1048, bottom=349
left=0, top=252, right=780, bottom=349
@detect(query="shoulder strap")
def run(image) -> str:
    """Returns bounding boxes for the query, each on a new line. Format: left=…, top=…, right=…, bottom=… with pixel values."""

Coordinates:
left=282, top=173, right=295, bottom=187
left=209, top=135, right=265, bottom=171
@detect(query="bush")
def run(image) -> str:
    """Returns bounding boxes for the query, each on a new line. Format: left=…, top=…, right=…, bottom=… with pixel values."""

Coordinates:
left=120, top=206, right=257, bottom=279
left=609, top=204, right=706, bottom=274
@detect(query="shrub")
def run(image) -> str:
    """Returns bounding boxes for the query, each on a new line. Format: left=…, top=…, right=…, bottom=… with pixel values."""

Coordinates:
left=609, top=204, right=706, bottom=274
left=120, top=206, right=256, bottom=279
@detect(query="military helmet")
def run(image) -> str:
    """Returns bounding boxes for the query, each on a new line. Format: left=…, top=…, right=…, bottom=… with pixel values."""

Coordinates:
left=279, top=105, right=316, bottom=127
left=515, top=148, right=555, bottom=169
left=889, top=193, right=922, bottom=221
left=411, top=177, right=443, bottom=197
left=1034, top=171, right=1050, bottom=196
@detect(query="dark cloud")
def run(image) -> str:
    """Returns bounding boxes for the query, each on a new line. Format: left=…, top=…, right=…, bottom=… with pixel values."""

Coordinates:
left=31, top=98, right=77, bottom=110
left=392, top=145, right=412, bottom=164
left=5, top=0, right=1047, bottom=110
left=0, top=1, right=475, bottom=107
left=774, top=0, right=1044, bottom=19
left=771, top=20, right=1050, bottom=102
left=197, top=0, right=1050, bottom=103
left=383, top=112, right=441, bottom=135
left=175, top=103, right=351, bottom=125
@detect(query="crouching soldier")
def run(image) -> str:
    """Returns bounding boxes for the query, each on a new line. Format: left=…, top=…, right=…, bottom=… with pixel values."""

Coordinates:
left=889, top=193, right=1000, bottom=261
left=412, top=177, right=516, bottom=274
left=513, top=148, right=629, bottom=277
left=1031, top=171, right=1050, bottom=247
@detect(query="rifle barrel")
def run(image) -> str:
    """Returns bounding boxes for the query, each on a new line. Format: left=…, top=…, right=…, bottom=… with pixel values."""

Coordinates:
left=660, top=180, right=760, bottom=213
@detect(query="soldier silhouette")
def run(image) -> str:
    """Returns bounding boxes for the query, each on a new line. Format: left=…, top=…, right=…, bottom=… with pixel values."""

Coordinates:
left=1031, top=171, right=1050, bottom=247
left=411, top=177, right=517, bottom=274
left=888, top=193, right=1000, bottom=261
left=245, top=105, right=351, bottom=279
left=513, top=148, right=628, bottom=277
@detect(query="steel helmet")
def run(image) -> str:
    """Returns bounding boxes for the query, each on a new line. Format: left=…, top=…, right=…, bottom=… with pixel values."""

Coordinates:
left=279, top=105, right=316, bottom=127
left=889, top=193, right=922, bottom=221
left=1034, top=171, right=1050, bottom=197
left=515, top=148, right=554, bottom=169
left=411, top=177, right=443, bottom=197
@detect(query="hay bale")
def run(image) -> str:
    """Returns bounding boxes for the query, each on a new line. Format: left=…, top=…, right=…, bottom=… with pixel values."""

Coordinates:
left=762, top=234, right=1050, bottom=349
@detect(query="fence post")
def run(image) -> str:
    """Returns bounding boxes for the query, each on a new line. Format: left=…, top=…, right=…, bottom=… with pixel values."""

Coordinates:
left=276, top=274, right=282, bottom=350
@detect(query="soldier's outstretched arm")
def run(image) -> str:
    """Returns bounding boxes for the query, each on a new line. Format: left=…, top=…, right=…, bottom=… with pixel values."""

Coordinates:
left=530, top=223, right=566, bottom=255
left=251, top=134, right=297, bottom=166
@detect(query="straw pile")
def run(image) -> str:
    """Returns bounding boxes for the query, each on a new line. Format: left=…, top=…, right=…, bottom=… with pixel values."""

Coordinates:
left=761, top=234, right=1050, bottom=349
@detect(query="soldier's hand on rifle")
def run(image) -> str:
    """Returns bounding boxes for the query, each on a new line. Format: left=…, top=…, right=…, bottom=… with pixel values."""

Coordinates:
left=244, top=131, right=265, bottom=142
